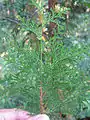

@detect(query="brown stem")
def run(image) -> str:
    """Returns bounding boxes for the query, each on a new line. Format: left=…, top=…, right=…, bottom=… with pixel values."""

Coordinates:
left=48, top=0, right=57, bottom=11
left=58, top=89, right=64, bottom=100
left=40, top=86, right=44, bottom=114
left=48, top=0, right=58, bottom=37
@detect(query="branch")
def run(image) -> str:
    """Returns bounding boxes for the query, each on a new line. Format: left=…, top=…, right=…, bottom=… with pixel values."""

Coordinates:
left=2, top=17, right=19, bottom=24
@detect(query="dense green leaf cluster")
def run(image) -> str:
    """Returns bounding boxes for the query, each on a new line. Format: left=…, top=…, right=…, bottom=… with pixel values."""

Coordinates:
left=0, top=0, right=90, bottom=117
